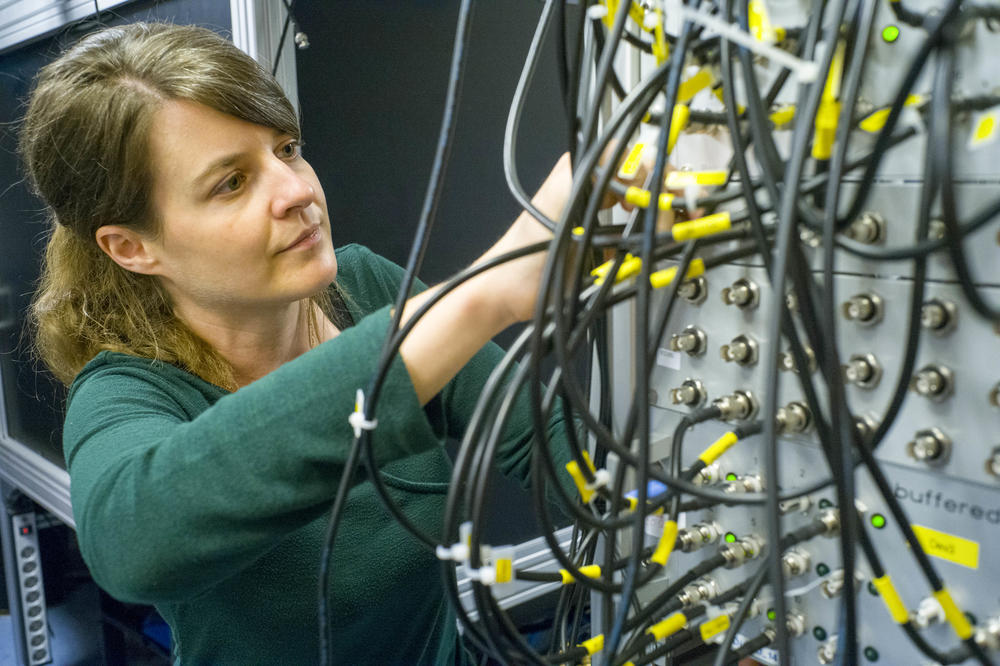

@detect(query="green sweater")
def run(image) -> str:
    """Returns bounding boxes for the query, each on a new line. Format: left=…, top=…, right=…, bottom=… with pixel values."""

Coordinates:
left=64, top=244, right=568, bottom=665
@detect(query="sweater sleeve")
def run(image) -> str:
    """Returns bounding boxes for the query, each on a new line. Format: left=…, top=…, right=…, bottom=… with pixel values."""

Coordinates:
left=64, top=305, right=439, bottom=605
left=355, top=250, right=575, bottom=493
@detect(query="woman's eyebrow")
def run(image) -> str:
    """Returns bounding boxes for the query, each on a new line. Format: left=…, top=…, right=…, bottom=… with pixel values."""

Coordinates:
left=192, top=153, right=245, bottom=189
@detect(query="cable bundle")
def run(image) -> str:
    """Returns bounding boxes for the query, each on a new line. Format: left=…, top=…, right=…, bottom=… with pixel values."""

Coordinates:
left=319, top=1, right=1000, bottom=664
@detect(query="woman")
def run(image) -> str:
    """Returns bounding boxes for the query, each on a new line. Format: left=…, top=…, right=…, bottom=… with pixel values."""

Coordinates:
left=21, top=22, right=576, bottom=664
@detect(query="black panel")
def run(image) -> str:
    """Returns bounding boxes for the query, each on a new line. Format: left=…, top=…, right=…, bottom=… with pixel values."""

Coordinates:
left=294, top=1, right=576, bottom=542
left=0, top=0, right=232, bottom=469
left=294, top=0, right=572, bottom=283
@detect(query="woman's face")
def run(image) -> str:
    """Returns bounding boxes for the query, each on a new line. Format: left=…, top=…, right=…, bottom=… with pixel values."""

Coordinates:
left=142, top=99, right=337, bottom=320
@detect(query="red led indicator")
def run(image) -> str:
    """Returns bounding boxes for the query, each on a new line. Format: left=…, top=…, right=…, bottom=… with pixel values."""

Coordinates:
left=20, top=526, right=31, bottom=536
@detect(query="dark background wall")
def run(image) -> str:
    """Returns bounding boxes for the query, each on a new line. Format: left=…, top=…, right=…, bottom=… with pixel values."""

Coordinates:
left=293, top=1, right=570, bottom=284
left=293, top=1, right=575, bottom=542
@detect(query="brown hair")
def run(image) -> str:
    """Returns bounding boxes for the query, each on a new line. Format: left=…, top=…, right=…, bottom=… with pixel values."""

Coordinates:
left=21, top=22, right=346, bottom=390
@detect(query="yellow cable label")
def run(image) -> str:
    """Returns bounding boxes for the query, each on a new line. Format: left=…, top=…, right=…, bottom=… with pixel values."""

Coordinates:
left=671, top=211, right=732, bottom=242
left=812, top=40, right=845, bottom=160
left=560, top=564, right=601, bottom=584
left=495, top=558, right=512, bottom=584
left=648, top=612, right=687, bottom=641
left=970, top=111, right=999, bottom=149
left=699, top=614, right=731, bottom=642
left=651, top=520, right=678, bottom=566
left=678, top=67, right=714, bottom=104
left=592, top=254, right=642, bottom=285
left=565, top=451, right=598, bottom=503
left=698, top=431, right=739, bottom=466
left=652, top=10, right=669, bottom=64
left=624, top=187, right=674, bottom=210
left=859, top=108, right=890, bottom=133
left=665, top=171, right=727, bottom=188
left=580, top=634, right=604, bottom=655
left=872, top=575, right=909, bottom=624
left=625, top=186, right=651, bottom=208
left=859, top=94, right=924, bottom=133
left=603, top=0, right=646, bottom=30
left=769, top=104, right=796, bottom=127
left=934, top=588, right=974, bottom=640
left=650, top=258, right=706, bottom=289
left=619, top=143, right=646, bottom=179
left=912, top=524, right=980, bottom=570
left=748, top=0, right=777, bottom=42
left=668, top=105, right=691, bottom=152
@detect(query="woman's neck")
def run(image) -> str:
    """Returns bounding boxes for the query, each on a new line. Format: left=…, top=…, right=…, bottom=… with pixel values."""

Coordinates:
left=174, top=299, right=338, bottom=388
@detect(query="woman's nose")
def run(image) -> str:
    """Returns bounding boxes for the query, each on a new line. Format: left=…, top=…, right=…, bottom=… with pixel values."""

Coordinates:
left=270, top=161, right=315, bottom=218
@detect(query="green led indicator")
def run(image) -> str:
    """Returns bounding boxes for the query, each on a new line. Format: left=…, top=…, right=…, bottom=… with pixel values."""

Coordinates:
left=864, top=646, right=880, bottom=662
left=818, top=498, right=834, bottom=509
left=813, top=626, right=827, bottom=641
left=725, top=472, right=738, bottom=481
left=816, top=563, right=830, bottom=576
left=767, top=608, right=776, bottom=621
left=882, top=25, right=900, bottom=43
left=725, top=532, right=737, bottom=544
left=871, top=513, right=886, bottom=529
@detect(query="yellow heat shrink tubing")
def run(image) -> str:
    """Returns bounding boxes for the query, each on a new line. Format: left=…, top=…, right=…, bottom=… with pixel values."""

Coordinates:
left=651, top=520, right=679, bottom=567
left=650, top=258, right=706, bottom=289
left=565, top=451, right=598, bottom=502
left=698, top=431, right=739, bottom=466
left=647, top=612, right=688, bottom=641
left=871, top=575, right=909, bottom=624
left=934, top=588, right=974, bottom=640
left=671, top=211, right=732, bottom=242
left=560, top=565, right=602, bottom=585
left=579, top=634, right=603, bottom=656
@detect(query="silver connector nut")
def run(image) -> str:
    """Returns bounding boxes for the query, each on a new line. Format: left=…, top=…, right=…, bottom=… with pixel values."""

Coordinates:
left=713, top=390, right=758, bottom=421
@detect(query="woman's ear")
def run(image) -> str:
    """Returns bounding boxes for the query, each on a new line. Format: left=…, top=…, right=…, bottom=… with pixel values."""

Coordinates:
left=95, top=225, right=160, bottom=275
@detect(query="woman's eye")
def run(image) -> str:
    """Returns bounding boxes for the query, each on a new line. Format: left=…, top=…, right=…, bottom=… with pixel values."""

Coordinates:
left=280, top=141, right=302, bottom=158
left=215, top=173, right=245, bottom=196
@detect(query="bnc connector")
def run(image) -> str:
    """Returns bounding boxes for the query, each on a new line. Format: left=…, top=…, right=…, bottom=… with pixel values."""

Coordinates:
left=678, top=276, right=708, bottom=305
left=678, top=577, right=720, bottom=607
left=906, top=427, right=952, bottom=466
left=921, top=298, right=958, bottom=335
left=723, top=474, right=764, bottom=495
left=713, top=390, right=758, bottom=421
left=843, top=353, right=882, bottom=389
left=721, top=277, right=760, bottom=309
left=677, top=521, right=722, bottom=552
left=781, top=547, right=811, bottom=578
left=911, top=364, right=955, bottom=401
left=720, top=334, right=759, bottom=366
left=669, top=325, right=708, bottom=356
left=721, top=535, right=765, bottom=569
left=670, top=378, right=708, bottom=407
left=784, top=611, right=808, bottom=637
left=818, top=508, right=840, bottom=537
left=841, top=292, right=884, bottom=325
left=775, top=401, right=813, bottom=434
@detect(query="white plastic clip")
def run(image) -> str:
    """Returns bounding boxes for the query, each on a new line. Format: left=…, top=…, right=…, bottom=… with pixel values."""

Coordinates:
left=436, top=522, right=473, bottom=563
left=349, top=388, right=378, bottom=438
left=586, top=468, right=612, bottom=495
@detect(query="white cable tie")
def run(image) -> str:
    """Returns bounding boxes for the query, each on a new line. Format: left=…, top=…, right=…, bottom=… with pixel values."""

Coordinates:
left=586, top=468, right=612, bottom=494
left=466, top=566, right=497, bottom=586
left=436, top=542, right=471, bottom=562
left=349, top=388, right=379, bottom=438
left=665, top=0, right=821, bottom=82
